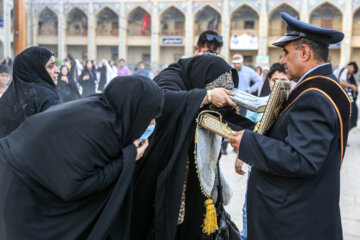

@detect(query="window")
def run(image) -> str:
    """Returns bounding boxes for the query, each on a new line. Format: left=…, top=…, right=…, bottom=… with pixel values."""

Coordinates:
left=243, top=56, right=253, bottom=66
left=244, top=21, right=254, bottom=29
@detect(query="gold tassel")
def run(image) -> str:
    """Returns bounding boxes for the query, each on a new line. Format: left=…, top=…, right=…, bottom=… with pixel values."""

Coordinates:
left=202, top=198, right=218, bottom=235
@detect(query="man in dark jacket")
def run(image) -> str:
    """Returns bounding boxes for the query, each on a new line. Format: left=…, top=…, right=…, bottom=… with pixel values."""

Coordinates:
left=0, top=46, right=61, bottom=137
left=228, top=12, right=351, bottom=240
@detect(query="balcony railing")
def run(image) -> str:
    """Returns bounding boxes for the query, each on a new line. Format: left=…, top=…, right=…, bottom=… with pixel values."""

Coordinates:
left=38, top=28, right=58, bottom=36
left=66, top=29, right=88, bottom=36
left=160, top=29, right=185, bottom=36
left=96, top=28, right=119, bottom=36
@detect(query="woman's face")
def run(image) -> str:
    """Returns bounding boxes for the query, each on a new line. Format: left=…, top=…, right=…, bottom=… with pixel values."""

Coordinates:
left=86, top=61, right=92, bottom=69
left=61, top=66, right=68, bottom=76
left=45, top=56, right=60, bottom=85
left=269, top=71, right=288, bottom=91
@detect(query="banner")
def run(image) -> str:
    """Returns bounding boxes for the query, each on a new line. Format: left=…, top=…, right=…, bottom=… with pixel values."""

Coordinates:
left=230, top=33, right=258, bottom=50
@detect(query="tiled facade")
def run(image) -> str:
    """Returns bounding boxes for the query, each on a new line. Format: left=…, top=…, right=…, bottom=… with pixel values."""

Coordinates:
left=1, top=0, right=360, bottom=70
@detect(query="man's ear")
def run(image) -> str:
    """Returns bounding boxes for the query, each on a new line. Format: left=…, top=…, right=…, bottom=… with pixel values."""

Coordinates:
left=300, top=44, right=311, bottom=62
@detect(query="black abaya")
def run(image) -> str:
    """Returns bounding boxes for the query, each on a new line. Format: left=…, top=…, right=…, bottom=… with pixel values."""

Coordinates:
left=0, top=46, right=61, bottom=137
left=132, top=55, right=253, bottom=240
left=0, top=76, right=164, bottom=240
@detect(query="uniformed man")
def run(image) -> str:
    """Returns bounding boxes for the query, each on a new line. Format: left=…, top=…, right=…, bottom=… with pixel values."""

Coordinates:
left=227, top=12, right=351, bottom=240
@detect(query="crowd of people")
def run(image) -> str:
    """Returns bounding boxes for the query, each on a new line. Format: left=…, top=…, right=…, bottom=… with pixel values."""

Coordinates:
left=0, top=12, right=357, bottom=240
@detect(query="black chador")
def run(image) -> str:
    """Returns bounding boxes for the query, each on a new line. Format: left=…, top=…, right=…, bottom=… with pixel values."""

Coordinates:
left=0, top=76, right=164, bottom=240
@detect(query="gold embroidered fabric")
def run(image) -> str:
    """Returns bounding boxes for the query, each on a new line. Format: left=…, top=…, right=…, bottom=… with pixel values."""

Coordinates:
left=177, top=158, right=189, bottom=225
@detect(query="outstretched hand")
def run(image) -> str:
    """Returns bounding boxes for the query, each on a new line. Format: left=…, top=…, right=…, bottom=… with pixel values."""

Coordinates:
left=209, top=88, right=236, bottom=108
left=133, top=139, right=149, bottom=161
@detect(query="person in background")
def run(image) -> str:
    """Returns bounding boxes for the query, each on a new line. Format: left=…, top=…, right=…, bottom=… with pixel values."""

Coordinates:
left=0, top=46, right=61, bottom=138
left=0, top=65, right=11, bottom=97
left=236, top=63, right=288, bottom=240
left=255, top=66, right=262, bottom=76
left=97, top=59, right=109, bottom=92
left=195, top=30, right=223, bottom=56
left=65, top=54, right=77, bottom=81
left=118, top=58, right=131, bottom=76
left=233, top=54, right=263, bottom=94
left=136, top=61, right=151, bottom=79
left=78, top=60, right=97, bottom=97
left=334, top=61, right=358, bottom=131
left=108, top=60, right=118, bottom=80
left=57, top=65, right=80, bottom=102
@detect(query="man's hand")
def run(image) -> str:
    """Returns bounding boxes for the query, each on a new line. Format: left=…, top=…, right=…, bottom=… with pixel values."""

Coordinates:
left=133, top=139, right=149, bottom=161
left=227, top=130, right=245, bottom=150
left=209, top=88, right=236, bottom=108
left=235, top=158, right=245, bottom=175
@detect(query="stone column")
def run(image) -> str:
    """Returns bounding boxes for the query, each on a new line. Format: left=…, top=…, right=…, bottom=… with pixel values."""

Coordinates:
left=221, top=0, right=229, bottom=60
left=151, top=1, right=159, bottom=70
left=300, top=0, right=309, bottom=23
left=119, top=2, right=126, bottom=60
left=4, top=0, right=13, bottom=57
left=88, top=2, right=96, bottom=60
left=257, top=0, right=269, bottom=66
left=58, top=2, right=65, bottom=61
left=185, top=0, right=193, bottom=56
left=340, top=0, right=352, bottom=66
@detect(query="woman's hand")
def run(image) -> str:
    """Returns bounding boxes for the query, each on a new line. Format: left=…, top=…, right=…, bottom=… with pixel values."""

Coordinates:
left=83, top=75, right=90, bottom=80
left=133, top=139, right=149, bottom=161
left=208, top=88, right=236, bottom=108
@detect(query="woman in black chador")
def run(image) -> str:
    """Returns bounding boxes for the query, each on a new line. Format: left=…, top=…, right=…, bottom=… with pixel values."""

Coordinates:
left=0, top=76, right=164, bottom=240
left=78, top=60, right=97, bottom=97
left=132, top=55, right=254, bottom=240
left=0, top=46, right=61, bottom=138
left=57, top=65, right=81, bottom=102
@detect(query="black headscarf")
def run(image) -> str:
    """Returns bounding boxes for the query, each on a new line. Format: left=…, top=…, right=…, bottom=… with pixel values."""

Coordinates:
left=132, top=55, right=251, bottom=240
left=0, top=76, right=164, bottom=240
left=0, top=46, right=61, bottom=138
left=154, top=55, right=239, bottom=91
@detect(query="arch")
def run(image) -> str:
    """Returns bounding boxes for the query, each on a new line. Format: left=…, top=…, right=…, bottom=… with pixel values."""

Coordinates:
left=268, top=2, right=298, bottom=17
left=352, top=7, right=360, bottom=36
left=194, top=5, right=222, bottom=36
left=268, top=3, right=299, bottom=36
left=309, top=2, right=342, bottom=31
left=36, top=6, right=58, bottom=19
left=127, top=7, right=152, bottom=37
left=66, top=7, right=88, bottom=36
left=309, top=1, right=343, bottom=19
left=230, top=3, right=260, bottom=17
left=65, top=6, right=87, bottom=17
left=96, top=7, right=119, bottom=36
left=126, top=6, right=151, bottom=21
left=160, top=6, right=185, bottom=36
left=95, top=5, right=118, bottom=16
left=37, top=7, right=58, bottom=36
left=269, top=3, right=299, bottom=20
left=193, top=4, right=221, bottom=17
left=160, top=4, right=186, bottom=18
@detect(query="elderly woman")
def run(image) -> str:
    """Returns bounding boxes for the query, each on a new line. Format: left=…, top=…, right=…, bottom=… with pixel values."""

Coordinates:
left=0, top=76, right=164, bottom=240
left=0, top=46, right=61, bottom=137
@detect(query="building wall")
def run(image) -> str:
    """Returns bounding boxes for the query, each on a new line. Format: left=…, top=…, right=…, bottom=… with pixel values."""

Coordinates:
left=159, top=46, right=185, bottom=65
left=2, top=0, right=360, bottom=70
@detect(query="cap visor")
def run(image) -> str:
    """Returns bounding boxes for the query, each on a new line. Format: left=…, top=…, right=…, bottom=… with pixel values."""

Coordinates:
left=272, top=36, right=301, bottom=48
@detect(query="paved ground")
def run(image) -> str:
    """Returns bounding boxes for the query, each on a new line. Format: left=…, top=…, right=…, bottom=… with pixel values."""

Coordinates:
left=221, top=126, right=360, bottom=239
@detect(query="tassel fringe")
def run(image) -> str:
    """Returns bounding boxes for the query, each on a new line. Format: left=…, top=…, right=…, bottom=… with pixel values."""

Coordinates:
left=202, top=198, right=218, bottom=235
